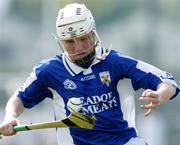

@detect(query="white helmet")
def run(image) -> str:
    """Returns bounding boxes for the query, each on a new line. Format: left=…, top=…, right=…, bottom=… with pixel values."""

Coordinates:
left=56, top=3, right=100, bottom=42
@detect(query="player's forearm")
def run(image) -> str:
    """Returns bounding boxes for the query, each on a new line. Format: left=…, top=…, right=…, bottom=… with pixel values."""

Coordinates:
left=156, top=82, right=176, bottom=104
left=4, top=96, right=25, bottom=122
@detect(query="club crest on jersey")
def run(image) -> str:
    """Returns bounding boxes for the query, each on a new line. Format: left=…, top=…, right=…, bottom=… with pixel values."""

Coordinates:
left=99, top=71, right=111, bottom=86
left=63, top=79, right=77, bottom=90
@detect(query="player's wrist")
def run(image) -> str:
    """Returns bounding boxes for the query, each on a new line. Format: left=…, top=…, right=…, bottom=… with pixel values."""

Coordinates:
left=156, top=82, right=176, bottom=104
left=4, top=114, right=18, bottom=123
left=154, top=91, right=164, bottom=105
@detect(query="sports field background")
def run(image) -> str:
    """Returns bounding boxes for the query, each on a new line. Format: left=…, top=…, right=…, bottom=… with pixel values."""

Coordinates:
left=0, top=0, right=180, bottom=145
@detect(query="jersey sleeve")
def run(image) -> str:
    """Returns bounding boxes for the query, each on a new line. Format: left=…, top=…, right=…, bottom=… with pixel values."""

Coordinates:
left=115, top=53, right=179, bottom=99
left=15, top=64, right=53, bottom=108
left=132, top=60, right=179, bottom=99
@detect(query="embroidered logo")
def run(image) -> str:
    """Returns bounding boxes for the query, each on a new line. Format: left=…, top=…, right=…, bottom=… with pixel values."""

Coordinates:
left=67, top=29, right=77, bottom=38
left=68, top=27, right=73, bottom=31
left=63, top=79, right=77, bottom=90
left=99, top=71, right=111, bottom=86
left=81, top=74, right=96, bottom=81
left=160, top=72, right=173, bottom=80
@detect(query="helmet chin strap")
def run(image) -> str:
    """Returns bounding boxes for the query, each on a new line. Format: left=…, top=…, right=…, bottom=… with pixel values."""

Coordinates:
left=73, top=49, right=95, bottom=68
left=72, top=41, right=98, bottom=69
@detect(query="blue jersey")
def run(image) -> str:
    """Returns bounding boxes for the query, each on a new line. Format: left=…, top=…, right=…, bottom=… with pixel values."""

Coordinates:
left=16, top=47, right=179, bottom=145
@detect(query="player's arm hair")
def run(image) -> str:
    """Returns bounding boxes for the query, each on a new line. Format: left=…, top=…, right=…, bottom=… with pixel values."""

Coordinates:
left=4, top=95, right=25, bottom=122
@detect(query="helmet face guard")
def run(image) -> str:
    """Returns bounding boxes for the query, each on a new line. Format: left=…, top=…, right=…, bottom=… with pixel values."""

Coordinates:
left=56, top=3, right=101, bottom=68
left=61, top=31, right=98, bottom=68
left=72, top=48, right=96, bottom=68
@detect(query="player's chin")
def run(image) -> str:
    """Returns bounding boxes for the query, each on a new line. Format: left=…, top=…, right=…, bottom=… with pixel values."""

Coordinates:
left=72, top=53, right=89, bottom=61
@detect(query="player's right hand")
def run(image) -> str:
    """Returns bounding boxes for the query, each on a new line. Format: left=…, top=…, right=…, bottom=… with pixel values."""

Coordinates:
left=0, top=119, right=21, bottom=138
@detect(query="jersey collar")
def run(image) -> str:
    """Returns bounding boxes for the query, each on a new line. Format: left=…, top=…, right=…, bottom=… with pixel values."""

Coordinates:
left=62, top=46, right=110, bottom=76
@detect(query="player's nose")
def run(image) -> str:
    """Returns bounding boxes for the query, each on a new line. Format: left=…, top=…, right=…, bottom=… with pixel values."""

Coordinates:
left=73, top=40, right=86, bottom=52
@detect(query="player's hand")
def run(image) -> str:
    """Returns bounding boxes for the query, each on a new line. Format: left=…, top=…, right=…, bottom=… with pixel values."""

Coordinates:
left=0, top=119, right=21, bottom=138
left=139, top=89, right=161, bottom=116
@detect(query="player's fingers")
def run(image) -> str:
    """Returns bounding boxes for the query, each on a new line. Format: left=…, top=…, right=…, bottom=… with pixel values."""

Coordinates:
left=7, top=126, right=15, bottom=136
left=142, top=89, right=152, bottom=96
left=2, top=125, right=15, bottom=136
left=16, top=120, right=21, bottom=126
left=139, top=97, right=160, bottom=105
left=0, top=120, right=18, bottom=136
left=140, top=103, right=157, bottom=109
left=142, top=89, right=158, bottom=98
left=144, top=109, right=156, bottom=116
left=141, top=101, right=154, bottom=109
left=4, top=125, right=16, bottom=136
left=140, top=101, right=156, bottom=117
left=144, top=109, right=152, bottom=116
left=8, top=120, right=20, bottom=135
left=145, top=92, right=158, bottom=99
left=144, top=108, right=156, bottom=116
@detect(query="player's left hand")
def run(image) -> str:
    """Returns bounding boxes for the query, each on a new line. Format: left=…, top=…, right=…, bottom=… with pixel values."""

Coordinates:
left=139, top=89, right=161, bottom=116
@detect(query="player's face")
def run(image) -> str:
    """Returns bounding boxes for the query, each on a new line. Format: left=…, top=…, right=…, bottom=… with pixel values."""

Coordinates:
left=62, top=31, right=95, bottom=62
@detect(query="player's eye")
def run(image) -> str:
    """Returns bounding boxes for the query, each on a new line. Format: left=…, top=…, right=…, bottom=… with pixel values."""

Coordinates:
left=64, top=39, right=75, bottom=44
left=79, top=37, right=86, bottom=41
left=78, top=35, right=88, bottom=41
